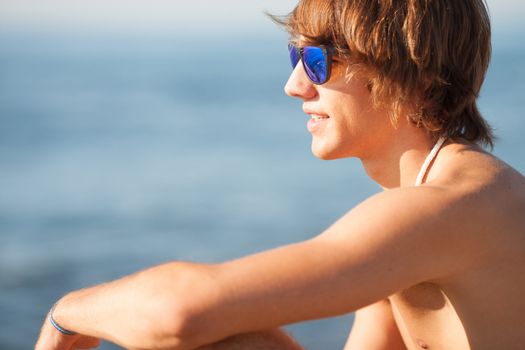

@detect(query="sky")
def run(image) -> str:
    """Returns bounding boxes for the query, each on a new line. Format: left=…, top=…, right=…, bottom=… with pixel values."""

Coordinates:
left=0, top=0, right=523, bottom=36
left=0, top=1, right=297, bottom=35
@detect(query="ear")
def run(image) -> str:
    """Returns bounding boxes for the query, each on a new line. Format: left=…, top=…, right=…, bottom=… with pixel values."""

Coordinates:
left=366, top=80, right=373, bottom=92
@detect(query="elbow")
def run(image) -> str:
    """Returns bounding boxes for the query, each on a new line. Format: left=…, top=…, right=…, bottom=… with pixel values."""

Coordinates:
left=139, top=308, right=190, bottom=350
left=138, top=262, right=223, bottom=349
left=139, top=301, right=189, bottom=350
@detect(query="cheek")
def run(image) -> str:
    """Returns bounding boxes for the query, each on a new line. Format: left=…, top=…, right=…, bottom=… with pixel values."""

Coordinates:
left=330, top=75, right=374, bottom=111
left=321, top=69, right=384, bottom=130
left=328, top=89, right=374, bottom=131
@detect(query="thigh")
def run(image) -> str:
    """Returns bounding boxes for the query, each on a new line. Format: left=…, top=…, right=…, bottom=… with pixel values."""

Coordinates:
left=195, top=329, right=305, bottom=350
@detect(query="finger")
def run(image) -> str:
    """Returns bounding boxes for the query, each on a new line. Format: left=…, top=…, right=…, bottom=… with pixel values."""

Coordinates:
left=35, top=318, right=78, bottom=350
left=73, top=336, right=101, bottom=349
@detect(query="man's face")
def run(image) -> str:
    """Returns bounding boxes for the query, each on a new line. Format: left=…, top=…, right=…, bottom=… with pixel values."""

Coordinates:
left=284, top=52, right=393, bottom=161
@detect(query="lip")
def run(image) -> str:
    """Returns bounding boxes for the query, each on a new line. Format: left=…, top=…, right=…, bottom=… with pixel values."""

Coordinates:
left=304, top=109, right=330, bottom=134
left=307, top=117, right=329, bottom=133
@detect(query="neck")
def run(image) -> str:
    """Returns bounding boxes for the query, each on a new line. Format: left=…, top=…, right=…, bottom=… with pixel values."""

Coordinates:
left=360, top=129, right=438, bottom=189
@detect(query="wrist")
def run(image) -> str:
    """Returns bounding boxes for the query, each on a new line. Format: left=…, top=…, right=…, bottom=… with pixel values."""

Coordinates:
left=48, top=301, right=77, bottom=336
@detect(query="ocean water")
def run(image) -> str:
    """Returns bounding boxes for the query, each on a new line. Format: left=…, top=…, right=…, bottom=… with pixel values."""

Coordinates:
left=0, top=31, right=523, bottom=350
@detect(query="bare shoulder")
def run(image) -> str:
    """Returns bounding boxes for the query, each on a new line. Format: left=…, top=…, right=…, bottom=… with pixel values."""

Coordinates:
left=431, top=142, right=525, bottom=243
left=315, top=185, right=470, bottom=285
left=320, top=142, right=525, bottom=278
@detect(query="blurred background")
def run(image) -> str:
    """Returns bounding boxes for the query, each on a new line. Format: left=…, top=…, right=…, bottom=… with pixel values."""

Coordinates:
left=0, top=1, right=523, bottom=349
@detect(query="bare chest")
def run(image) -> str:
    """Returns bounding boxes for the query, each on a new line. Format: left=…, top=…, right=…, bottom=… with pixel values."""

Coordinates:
left=389, top=283, right=470, bottom=350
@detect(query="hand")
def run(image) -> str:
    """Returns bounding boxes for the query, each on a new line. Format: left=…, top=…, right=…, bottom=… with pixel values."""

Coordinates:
left=35, top=316, right=101, bottom=350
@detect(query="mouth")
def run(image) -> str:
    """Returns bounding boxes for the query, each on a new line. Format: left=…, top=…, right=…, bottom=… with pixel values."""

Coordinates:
left=310, top=114, right=330, bottom=122
left=306, top=113, right=330, bottom=133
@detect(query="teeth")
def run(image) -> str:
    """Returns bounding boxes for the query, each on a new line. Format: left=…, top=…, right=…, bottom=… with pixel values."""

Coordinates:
left=311, top=115, right=328, bottom=121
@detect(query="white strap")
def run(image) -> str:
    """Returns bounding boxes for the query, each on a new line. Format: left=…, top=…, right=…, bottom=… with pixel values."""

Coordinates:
left=415, top=137, right=447, bottom=186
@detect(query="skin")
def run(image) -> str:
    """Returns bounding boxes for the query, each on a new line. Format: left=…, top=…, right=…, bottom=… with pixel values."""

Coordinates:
left=36, top=47, right=525, bottom=350
left=288, top=57, right=525, bottom=349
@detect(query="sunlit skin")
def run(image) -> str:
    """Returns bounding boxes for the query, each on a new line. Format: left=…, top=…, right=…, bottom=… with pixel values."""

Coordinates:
left=285, top=55, right=440, bottom=189
left=35, top=41, right=525, bottom=350
left=285, top=50, right=525, bottom=349
left=286, top=58, right=391, bottom=161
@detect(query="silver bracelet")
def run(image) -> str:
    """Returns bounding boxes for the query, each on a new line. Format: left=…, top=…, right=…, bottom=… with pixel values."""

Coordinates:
left=48, top=303, right=77, bottom=336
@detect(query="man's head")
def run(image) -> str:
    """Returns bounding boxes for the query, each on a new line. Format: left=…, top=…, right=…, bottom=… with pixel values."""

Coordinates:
left=275, top=0, right=494, bottom=148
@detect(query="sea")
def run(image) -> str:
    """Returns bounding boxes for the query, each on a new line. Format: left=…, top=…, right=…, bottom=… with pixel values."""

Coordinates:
left=0, top=29, right=523, bottom=350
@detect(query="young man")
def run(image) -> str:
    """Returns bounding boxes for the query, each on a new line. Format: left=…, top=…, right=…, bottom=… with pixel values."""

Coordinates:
left=36, top=0, right=525, bottom=349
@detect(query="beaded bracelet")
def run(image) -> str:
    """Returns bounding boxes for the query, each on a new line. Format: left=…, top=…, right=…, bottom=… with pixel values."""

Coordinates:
left=48, top=304, right=77, bottom=336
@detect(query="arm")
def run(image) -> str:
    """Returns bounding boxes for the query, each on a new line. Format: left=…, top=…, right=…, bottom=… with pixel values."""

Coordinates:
left=37, top=262, right=222, bottom=350
left=344, top=300, right=406, bottom=350
left=37, top=186, right=482, bottom=350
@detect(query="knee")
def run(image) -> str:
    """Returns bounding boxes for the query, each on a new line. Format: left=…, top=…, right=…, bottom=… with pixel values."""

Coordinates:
left=195, top=329, right=304, bottom=350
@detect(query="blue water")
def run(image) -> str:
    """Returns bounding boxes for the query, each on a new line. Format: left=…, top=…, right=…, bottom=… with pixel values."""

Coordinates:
left=0, top=31, right=523, bottom=350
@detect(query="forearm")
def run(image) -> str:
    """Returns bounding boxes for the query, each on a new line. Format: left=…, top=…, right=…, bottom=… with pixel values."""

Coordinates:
left=45, top=253, right=313, bottom=350
left=51, top=261, right=217, bottom=350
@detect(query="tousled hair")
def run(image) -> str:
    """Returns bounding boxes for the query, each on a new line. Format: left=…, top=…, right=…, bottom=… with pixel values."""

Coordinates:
left=271, top=0, right=494, bottom=148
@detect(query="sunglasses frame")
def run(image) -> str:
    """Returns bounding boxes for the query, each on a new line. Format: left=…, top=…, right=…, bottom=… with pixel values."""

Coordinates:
left=288, top=43, right=333, bottom=85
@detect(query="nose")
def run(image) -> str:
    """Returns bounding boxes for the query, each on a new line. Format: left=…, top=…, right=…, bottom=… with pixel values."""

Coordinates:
left=284, top=63, right=317, bottom=100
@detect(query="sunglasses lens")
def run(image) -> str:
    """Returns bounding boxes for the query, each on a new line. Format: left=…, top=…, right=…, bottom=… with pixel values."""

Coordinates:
left=302, top=46, right=328, bottom=84
left=288, top=44, right=300, bottom=68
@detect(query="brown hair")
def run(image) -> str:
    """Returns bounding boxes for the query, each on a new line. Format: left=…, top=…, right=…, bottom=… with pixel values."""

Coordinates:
left=272, top=0, right=494, bottom=148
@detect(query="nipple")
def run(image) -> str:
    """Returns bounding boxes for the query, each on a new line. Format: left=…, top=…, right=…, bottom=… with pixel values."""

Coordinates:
left=416, top=338, right=430, bottom=349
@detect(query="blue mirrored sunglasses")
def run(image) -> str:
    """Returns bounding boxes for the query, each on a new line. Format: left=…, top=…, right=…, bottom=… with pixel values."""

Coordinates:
left=288, top=43, right=333, bottom=85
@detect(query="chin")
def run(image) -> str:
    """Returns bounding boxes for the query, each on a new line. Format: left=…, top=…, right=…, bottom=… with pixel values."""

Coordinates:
left=311, top=140, right=355, bottom=160
left=311, top=145, right=344, bottom=160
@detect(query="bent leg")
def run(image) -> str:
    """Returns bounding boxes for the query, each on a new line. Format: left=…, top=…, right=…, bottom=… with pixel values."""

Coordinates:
left=195, top=329, right=305, bottom=350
